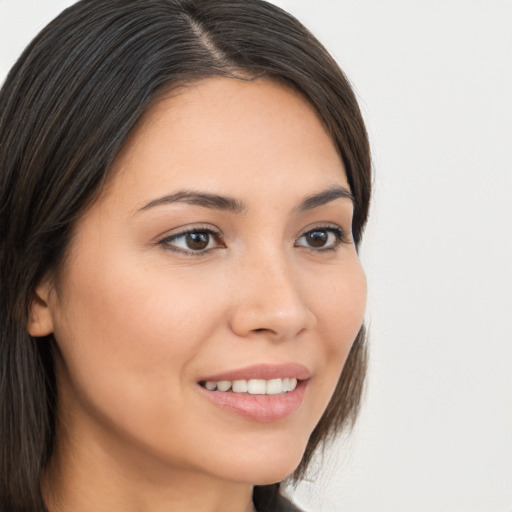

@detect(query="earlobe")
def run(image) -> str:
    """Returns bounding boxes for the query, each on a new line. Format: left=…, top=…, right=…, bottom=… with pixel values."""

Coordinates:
left=27, top=281, right=55, bottom=337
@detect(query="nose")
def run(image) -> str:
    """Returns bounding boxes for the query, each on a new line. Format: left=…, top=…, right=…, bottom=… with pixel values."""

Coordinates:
left=228, top=252, right=317, bottom=342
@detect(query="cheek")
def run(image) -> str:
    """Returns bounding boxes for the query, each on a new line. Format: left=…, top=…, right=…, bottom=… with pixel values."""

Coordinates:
left=314, top=258, right=366, bottom=348
left=53, top=261, right=222, bottom=385
left=305, top=257, right=366, bottom=409
left=50, top=259, right=233, bottom=466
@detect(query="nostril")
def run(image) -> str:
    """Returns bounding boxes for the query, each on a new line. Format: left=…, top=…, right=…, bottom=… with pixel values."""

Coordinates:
left=229, top=292, right=316, bottom=340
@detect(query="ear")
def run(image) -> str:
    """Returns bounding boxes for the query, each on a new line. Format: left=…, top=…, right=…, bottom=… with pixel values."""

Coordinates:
left=27, top=279, right=55, bottom=337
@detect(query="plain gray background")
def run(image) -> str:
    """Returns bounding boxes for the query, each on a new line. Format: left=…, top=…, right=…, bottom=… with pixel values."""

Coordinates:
left=1, top=1, right=511, bottom=511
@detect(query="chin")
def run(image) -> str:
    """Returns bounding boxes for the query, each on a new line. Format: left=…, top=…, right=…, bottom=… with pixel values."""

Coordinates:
left=214, top=436, right=308, bottom=486
left=249, top=462, right=301, bottom=486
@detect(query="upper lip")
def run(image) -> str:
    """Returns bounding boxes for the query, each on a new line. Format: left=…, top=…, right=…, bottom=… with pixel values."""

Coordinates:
left=198, top=363, right=311, bottom=382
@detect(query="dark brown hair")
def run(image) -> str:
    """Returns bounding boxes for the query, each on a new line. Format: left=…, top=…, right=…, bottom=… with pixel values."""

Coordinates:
left=0, top=1, right=371, bottom=510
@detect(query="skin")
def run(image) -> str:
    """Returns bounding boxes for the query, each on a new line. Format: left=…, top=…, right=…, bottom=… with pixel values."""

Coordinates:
left=29, top=77, right=367, bottom=512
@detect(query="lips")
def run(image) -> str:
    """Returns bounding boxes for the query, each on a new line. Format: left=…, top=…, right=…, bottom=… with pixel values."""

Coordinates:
left=197, top=363, right=310, bottom=422
left=198, top=362, right=310, bottom=382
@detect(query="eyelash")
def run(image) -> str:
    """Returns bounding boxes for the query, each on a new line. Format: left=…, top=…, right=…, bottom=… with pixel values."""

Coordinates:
left=158, top=225, right=349, bottom=256
left=294, top=225, right=348, bottom=252
left=158, top=226, right=223, bottom=256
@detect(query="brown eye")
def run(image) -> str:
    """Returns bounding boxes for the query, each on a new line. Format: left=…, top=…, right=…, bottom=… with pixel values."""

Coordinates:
left=304, top=230, right=328, bottom=247
left=160, top=228, right=223, bottom=254
left=186, top=232, right=210, bottom=250
left=295, top=226, right=344, bottom=250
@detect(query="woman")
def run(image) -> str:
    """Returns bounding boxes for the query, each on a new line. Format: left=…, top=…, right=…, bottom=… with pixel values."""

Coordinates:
left=0, top=1, right=371, bottom=511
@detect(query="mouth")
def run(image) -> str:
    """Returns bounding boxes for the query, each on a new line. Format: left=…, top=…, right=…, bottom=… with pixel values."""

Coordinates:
left=199, top=377, right=298, bottom=395
left=197, top=363, right=310, bottom=422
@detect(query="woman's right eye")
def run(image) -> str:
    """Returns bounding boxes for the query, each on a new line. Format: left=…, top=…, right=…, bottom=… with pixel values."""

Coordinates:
left=158, top=229, right=224, bottom=255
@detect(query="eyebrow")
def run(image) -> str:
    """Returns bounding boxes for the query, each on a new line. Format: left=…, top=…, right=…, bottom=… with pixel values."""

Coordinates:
left=138, top=185, right=353, bottom=214
left=139, top=190, right=247, bottom=214
left=296, top=185, right=354, bottom=212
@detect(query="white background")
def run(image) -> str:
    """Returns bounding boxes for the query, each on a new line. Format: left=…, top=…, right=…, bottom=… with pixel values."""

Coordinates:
left=1, top=1, right=511, bottom=511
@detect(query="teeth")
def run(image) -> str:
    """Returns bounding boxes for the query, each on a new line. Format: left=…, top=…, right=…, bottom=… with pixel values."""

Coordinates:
left=232, top=380, right=248, bottom=393
left=265, top=378, right=283, bottom=395
left=247, top=379, right=266, bottom=394
left=217, top=380, right=231, bottom=392
left=202, top=377, right=299, bottom=395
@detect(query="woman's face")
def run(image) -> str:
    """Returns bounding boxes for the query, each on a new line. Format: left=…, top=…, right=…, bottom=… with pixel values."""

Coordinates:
left=39, top=78, right=366, bottom=486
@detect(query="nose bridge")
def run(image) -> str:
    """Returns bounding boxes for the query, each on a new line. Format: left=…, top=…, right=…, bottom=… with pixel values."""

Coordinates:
left=229, top=244, right=316, bottom=340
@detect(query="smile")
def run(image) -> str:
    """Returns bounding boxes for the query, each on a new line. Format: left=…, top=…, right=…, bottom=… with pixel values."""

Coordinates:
left=200, top=377, right=298, bottom=395
left=197, top=364, right=310, bottom=422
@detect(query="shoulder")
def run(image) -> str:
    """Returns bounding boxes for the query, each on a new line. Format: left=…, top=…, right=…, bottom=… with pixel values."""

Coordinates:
left=272, top=494, right=305, bottom=512
left=253, top=484, right=305, bottom=512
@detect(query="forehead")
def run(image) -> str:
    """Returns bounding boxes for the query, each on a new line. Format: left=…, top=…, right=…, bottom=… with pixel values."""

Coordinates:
left=104, top=77, right=348, bottom=210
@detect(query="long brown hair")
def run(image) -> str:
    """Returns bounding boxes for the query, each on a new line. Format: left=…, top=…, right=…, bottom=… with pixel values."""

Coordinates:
left=0, top=1, right=371, bottom=510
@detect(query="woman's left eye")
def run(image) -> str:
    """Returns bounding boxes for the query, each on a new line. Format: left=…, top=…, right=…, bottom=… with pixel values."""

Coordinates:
left=295, top=227, right=345, bottom=251
left=158, top=228, right=223, bottom=254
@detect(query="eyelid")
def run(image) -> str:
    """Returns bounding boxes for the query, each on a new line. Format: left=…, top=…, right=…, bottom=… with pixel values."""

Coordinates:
left=295, top=223, right=351, bottom=250
left=155, top=222, right=351, bottom=256
left=157, top=224, right=225, bottom=256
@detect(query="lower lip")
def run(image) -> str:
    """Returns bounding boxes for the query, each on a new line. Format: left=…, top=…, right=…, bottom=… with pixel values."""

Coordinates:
left=198, top=380, right=307, bottom=422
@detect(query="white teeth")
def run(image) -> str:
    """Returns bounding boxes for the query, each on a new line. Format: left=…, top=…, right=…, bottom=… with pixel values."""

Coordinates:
left=248, top=379, right=266, bottom=394
left=232, top=380, right=248, bottom=393
left=203, top=377, right=299, bottom=395
left=217, top=380, right=231, bottom=392
left=266, top=378, right=283, bottom=395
